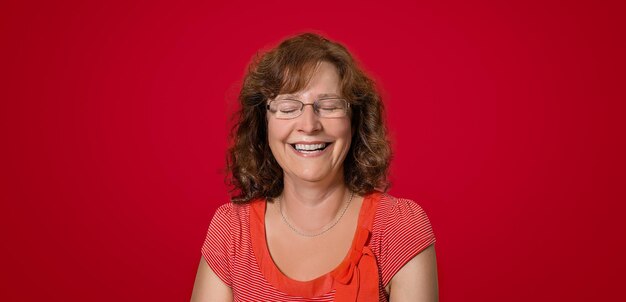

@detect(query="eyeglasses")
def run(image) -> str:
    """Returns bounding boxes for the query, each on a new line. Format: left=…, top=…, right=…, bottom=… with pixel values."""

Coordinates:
left=266, top=98, right=350, bottom=119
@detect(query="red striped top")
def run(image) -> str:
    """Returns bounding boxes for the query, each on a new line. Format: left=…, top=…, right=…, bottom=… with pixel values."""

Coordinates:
left=201, top=191, right=436, bottom=301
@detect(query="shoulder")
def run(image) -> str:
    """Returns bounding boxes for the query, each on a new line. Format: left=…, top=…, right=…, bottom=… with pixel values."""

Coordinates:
left=213, top=201, right=249, bottom=217
left=209, top=201, right=252, bottom=226
left=374, top=193, right=436, bottom=240
left=201, top=201, right=255, bottom=287
left=374, top=193, right=434, bottom=227
left=204, top=201, right=254, bottom=249
left=370, top=193, right=437, bottom=286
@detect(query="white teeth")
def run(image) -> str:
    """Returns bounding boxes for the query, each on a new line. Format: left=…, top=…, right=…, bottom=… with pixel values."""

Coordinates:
left=294, top=143, right=327, bottom=151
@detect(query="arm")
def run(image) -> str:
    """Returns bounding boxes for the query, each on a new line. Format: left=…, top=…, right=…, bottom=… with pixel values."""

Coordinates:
left=190, top=257, right=233, bottom=302
left=388, top=244, right=439, bottom=302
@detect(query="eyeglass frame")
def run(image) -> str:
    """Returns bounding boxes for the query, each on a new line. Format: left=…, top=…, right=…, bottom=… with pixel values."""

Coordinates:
left=266, top=97, right=351, bottom=119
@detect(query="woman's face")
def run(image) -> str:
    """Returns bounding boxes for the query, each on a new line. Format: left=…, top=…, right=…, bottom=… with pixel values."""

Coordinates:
left=267, top=61, right=352, bottom=185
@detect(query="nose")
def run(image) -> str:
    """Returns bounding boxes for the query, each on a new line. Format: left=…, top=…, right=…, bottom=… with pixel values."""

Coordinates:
left=297, top=103, right=322, bottom=133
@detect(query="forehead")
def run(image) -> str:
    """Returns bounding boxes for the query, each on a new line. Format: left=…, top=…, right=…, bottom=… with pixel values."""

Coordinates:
left=277, top=61, right=341, bottom=98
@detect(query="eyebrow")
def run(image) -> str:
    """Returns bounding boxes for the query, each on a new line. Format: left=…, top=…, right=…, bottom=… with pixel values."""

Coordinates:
left=278, top=93, right=341, bottom=99
left=278, top=94, right=300, bottom=98
left=317, top=93, right=341, bottom=98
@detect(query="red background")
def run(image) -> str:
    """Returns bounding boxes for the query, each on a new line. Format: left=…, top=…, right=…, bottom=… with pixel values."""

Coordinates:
left=2, top=0, right=625, bottom=301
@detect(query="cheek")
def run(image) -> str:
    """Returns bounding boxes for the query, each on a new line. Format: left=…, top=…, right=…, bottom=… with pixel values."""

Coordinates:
left=267, top=120, right=290, bottom=146
left=333, top=120, right=352, bottom=141
left=266, top=124, right=282, bottom=163
left=340, top=123, right=353, bottom=153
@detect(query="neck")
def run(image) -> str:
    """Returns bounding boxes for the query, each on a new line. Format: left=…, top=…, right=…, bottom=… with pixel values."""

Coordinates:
left=278, top=174, right=350, bottom=232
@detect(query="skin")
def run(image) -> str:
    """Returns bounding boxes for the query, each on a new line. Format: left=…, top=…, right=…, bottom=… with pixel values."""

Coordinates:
left=266, top=61, right=353, bottom=232
left=388, top=244, right=439, bottom=301
left=190, top=61, right=439, bottom=301
left=190, top=257, right=232, bottom=302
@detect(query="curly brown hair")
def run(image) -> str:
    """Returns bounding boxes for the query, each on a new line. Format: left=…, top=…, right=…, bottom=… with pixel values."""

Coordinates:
left=227, top=32, right=391, bottom=203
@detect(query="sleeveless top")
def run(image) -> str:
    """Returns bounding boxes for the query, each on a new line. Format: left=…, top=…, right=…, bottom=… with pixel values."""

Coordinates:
left=201, top=191, right=436, bottom=301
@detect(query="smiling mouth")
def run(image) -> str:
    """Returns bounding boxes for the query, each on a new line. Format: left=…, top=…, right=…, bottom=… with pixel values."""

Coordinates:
left=290, top=143, right=331, bottom=152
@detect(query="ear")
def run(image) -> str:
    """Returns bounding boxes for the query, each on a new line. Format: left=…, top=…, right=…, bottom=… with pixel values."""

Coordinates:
left=264, top=98, right=270, bottom=123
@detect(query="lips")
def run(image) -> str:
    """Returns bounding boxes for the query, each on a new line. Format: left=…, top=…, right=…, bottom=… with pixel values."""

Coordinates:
left=292, top=143, right=328, bottom=151
left=289, top=142, right=332, bottom=155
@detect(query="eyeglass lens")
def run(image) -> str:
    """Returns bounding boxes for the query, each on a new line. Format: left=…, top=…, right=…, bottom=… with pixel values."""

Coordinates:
left=269, top=99, right=348, bottom=119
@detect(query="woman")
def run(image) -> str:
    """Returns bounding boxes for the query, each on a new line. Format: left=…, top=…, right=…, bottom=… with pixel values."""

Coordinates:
left=191, top=33, right=438, bottom=301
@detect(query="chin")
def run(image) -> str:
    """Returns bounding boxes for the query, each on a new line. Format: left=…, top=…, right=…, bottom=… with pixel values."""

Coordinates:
left=292, top=167, right=341, bottom=183
left=294, top=172, right=329, bottom=183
